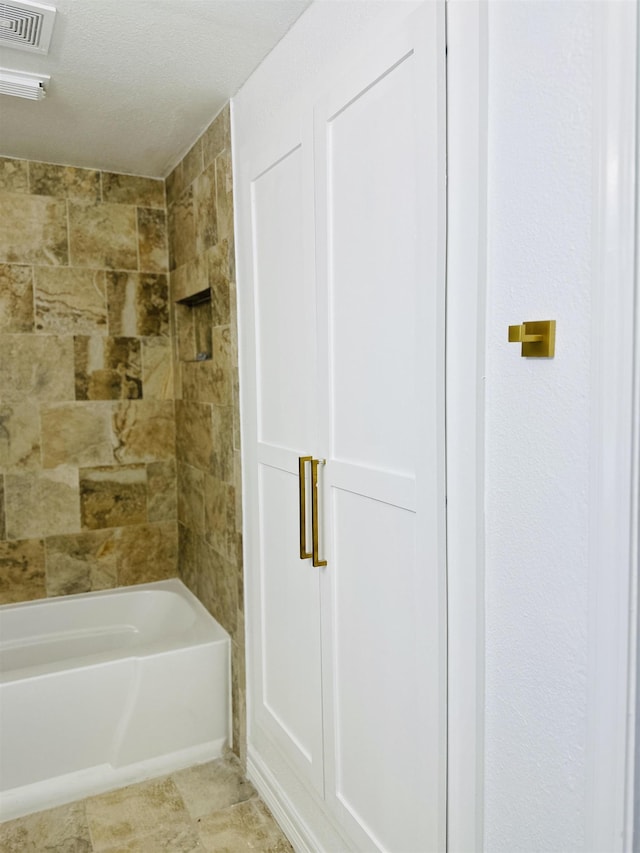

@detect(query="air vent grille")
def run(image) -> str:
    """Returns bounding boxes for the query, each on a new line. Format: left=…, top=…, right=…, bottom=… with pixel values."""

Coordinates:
left=0, top=2, right=56, bottom=54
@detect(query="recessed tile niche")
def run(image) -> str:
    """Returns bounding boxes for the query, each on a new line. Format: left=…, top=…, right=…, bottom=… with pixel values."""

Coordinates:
left=175, top=289, right=213, bottom=363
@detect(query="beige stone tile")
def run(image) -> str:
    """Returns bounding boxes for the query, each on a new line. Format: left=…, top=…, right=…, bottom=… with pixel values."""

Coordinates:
left=0, top=400, right=41, bottom=471
left=232, top=622, right=247, bottom=763
left=29, top=161, right=101, bottom=202
left=216, top=148, right=234, bottom=245
left=97, top=831, right=200, bottom=853
left=234, top=450, right=243, bottom=532
left=0, top=264, right=34, bottom=333
left=204, top=474, right=236, bottom=563
left=86, top=776, right=198, bottom=852
left=115, top=521, right=178, bottom=585
left=168, top=188, right=195, bottom=270
left=112, top=400, right=176, bottom=463
left=45, top=528, right=118, bottom=596
left=228, top=234, right=236, bottom=283
left=0, top=474, right=5, bottom=539
left=0, top=194, right=67, bottom=265
left=170, top=303, right=183, bottom=401
left=141, top=337, right=174, bottom=400
left=177, top=462, right=205, bottom=533
left=68, top=201, right=137, bottom=270
left=182, top=360, right=232, bottom=406
left=193, top=300, right=213, bottom=360
left=74, top=335, right=142, bottom=400
left=141, top=336, right=174, bottom=400
left=165, top=161, right=184, bottom=207
left=147, top=459, right=177, bottom=522
left=197, top=797, right=293, bottom=853
left=202, top=105, right=231, bottom=169
left=229, top=279, right=239, bottom=369
left=138, top=207, right=169, bottom=273
left=236, top=537, right=244, bottom=606
left=194, top=161, right=218, bottom=256
left=197, top=543, right=238, bottom=636
left=80, top=464, right=147, bottom=529
left=175, top=400, right=213, bottom=471
left=102, top=172, right=165, bottom=208
left=0, top=800, right=91, bottom=853
left=212, top=324, right=234, bottom=371
left=207, top=239, right=231, bottom=326
left=176, top=302, right=197, bottom=364
left=233, top=372, right=241, bottom=452
left=182, top=138, right=204, bottom=188
left=210, top=404, right=235, bottom=483
left=178, top=522, right=199, bottom=594
left=170, top=253, right=208, bottom=302
left=221, top=550, right=241, bottom=636
left=4, top=467, right=80, bottom=540
left=191, top=535, right=216, bottom=609
left=106, top=271, right=169, bottom=337
left=0, top=538, right=46, bottom=603
left=172, top=754, right=255, bottom=821
left=0, top=157, right=29, bottom=193
left=41, top=401, right=115, bottom=468
left=34, top=267, right=107, bottom=335
left=0, top=334, right=74, bottom=402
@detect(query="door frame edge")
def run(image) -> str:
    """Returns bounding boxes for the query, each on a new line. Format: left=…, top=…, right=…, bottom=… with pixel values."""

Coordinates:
left=445, top=2, right=488, bottom=851
left=586, top=2, right=639, bottom=849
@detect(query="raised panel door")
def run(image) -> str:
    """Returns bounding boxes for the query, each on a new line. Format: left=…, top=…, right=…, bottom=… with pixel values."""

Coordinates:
left=245, top=123, right=324, bottom=794
left=314, top=5, right=447, bottom=849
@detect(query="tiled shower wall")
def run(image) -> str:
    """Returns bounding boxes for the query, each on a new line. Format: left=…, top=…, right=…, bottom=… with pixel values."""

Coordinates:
left=0, top=158, right=178, bottom=603
left=0, top=107, right=244, bottom=757
left=166, top=106, right=245, bottom=759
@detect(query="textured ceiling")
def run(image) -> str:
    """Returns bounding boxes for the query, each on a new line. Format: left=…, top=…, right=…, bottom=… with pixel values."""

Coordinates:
left=0, top=0, right=311, bottom=177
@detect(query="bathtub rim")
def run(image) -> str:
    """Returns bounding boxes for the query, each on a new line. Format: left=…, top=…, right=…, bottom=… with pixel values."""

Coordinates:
left=0, top=578, right=230, bottom=684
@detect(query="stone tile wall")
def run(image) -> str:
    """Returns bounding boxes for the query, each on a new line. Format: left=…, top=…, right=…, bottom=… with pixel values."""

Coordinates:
left=0, top=158, right=178, bottom=603
left=166, top=106, right=245, bottom=759
left=0, top=112, right=245, bottom=758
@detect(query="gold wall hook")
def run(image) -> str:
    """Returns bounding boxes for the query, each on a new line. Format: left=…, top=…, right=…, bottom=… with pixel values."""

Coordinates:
left=508, top=320, right=556, bottom=357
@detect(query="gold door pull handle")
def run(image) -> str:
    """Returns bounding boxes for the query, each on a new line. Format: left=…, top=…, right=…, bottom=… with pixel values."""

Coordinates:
left=298, top=456, right=312, bottom=560
left=311, top=458, right=327, bottom=568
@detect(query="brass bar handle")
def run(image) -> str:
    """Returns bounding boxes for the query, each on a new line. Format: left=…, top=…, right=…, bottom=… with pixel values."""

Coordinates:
left=311, top=458, right=327, bottom=568
left=298, top=456, right=312, bottom=560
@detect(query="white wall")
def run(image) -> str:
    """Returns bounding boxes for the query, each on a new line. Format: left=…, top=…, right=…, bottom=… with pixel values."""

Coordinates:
left=484, top=2, right=593, bottom=849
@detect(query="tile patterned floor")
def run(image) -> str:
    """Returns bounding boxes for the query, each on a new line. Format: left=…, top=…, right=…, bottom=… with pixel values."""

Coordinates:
left=0, top=753, right=293, bottom=852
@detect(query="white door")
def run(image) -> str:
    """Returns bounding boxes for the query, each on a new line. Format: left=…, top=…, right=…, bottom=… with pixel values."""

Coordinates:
left=314, top=5, right=447, bottom=851
left=237, top=2, right=447, bottom=849
left=243, top=118, right=325, bottom=794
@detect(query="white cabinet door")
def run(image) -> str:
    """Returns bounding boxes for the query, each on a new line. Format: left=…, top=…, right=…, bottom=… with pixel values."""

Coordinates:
left=241, top=120, right=325, bottom=795
left=314, top=5, right=447, bottom=851
left=237, top=3, right=446, bottom=848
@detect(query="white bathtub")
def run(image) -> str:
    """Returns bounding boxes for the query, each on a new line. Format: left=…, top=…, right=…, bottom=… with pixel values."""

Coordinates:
left=0, top=579, right=230, bottom=822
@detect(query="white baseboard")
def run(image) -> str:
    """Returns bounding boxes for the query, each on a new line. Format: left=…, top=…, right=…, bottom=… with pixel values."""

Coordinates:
left=246, top=744, right=352, bottom=853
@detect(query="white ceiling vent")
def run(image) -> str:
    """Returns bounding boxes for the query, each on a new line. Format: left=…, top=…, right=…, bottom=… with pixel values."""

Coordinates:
left=0, top=2, right=56, bottom=55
